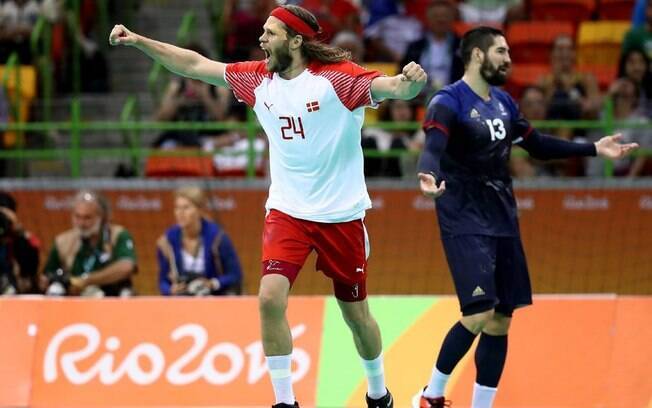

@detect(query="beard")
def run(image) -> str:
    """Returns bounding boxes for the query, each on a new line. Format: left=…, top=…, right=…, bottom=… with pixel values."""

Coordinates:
left=76, top=219, right=102, bottom=239
left=267, top=41, right=293, bottom=73
left=480, top=58, right=509, bottom=86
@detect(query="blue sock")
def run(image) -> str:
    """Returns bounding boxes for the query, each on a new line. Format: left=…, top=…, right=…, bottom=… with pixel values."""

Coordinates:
left=474, top=333, right=508, bottom=388
left=435, top=321, right=478, bottom=374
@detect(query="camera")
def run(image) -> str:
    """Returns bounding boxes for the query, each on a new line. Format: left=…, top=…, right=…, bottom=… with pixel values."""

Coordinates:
left=178, top=272, right=211, bottom=296
left=45, top=268, right=70, bottom=296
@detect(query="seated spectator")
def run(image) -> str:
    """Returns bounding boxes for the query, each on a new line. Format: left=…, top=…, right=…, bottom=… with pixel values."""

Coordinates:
left=622, top=0, right=652, bottom=60
left=157, top=186, right=242, bottom=296
left=510, top=86, right=545, bottom=178
left=362, top=99, right=419, bottom=178
left=301, top=0, right=361, bottom=41
left=0, top=0, right=40, bottom=63
left=331, top=30, right=364, bottom=63
left=153, top=44, right=232, bottom=149
left=41, top=190, right=137, bottom=297
left=618, top=48, right=652, bottom=117
left=363, top=0, right=423, bottom=62
left=42, top=0, right=109, bottom=93
left=458, top=0, right=525, bottom=25
left=0, top=191, right=40, bottom=294
left=221, top=0, right=276, bottom=62
left=402, top=0, right=464, bottom=96
left=588, top=78, right=652, bottom=176
left=538, top=35, right=602, bottom=120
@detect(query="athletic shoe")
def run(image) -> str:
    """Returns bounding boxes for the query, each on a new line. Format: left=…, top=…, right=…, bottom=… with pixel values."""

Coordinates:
left=411, top=387, right=451, bottom=407
left=366, top=388, right=393, bottom=408
left=271, top=402, right=299, bottom=408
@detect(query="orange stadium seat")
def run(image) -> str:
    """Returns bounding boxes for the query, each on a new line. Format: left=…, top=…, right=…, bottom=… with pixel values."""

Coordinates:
left=598, top=0, right=635, bottom=20
left=530, top=0, right=596, bottom=24
left=505, top=63, right=549, bottom=98
left=145, top=150, right=214, bottom=177
left=577, top=20, right=630, bottom=67
left=507, top=21, right=575, bottom=64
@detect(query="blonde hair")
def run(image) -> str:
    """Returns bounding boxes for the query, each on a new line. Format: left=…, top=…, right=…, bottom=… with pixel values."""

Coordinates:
left=174, top=186, right=206, bottom=210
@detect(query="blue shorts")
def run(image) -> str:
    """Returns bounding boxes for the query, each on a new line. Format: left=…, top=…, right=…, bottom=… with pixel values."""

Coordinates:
left=441, top=234, right=533, bottom=317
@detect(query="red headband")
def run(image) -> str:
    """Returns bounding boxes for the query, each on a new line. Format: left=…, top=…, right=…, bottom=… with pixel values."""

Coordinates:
left=270, top=7, right=318, bottom=39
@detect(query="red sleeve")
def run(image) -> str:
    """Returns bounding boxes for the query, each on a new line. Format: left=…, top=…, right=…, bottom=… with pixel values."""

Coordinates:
left=224, top=61, right=270, bottom=107
left=310, top=61, right=383, bottom=111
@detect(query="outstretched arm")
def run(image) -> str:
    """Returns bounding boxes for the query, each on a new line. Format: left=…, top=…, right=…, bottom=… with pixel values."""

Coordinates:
left=109, top=24, right=228, bottom=87
left=371, top=61, right=427, bottom=101
left=519, top=130, right=638, bottom=160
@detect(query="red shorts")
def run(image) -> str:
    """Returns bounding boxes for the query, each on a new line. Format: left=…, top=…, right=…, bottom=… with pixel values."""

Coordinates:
left=261, top=209, right=369, bottom=302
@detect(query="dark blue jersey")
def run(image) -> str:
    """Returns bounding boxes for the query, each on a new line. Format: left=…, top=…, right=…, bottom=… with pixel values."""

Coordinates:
left=418, top=80, right=595, bottom=237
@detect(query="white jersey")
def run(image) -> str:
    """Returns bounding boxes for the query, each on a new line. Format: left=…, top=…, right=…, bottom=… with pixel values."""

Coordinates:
left=225, top=60, right=382, bottom=223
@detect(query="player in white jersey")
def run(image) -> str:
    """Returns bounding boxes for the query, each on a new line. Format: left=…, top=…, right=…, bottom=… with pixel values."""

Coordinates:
left=110, top=5, right=426, bottom=407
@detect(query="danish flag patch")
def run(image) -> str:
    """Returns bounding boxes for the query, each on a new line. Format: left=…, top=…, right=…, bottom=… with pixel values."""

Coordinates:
left=306, top=101, right=320, bottom=112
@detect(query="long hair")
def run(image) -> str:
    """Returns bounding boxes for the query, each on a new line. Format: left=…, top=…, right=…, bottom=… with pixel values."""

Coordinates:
left=281, top=5, right=351, bottom=64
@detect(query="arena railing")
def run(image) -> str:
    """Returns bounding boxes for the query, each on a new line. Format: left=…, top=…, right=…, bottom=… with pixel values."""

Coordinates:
left=0, top=114, right=650, bottom=178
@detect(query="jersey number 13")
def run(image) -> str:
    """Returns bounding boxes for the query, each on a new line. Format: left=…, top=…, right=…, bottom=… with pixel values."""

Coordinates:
left=485, top=118, right=506, bottom=141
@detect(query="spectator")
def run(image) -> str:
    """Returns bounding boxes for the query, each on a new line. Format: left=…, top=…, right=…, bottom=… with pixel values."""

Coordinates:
left=458, top=0, right=525, bottom=25
left=0, top=0, right=40, bottom=63
left=221, top=0, right=276, bottom=62
left=363, top=1, right=423, bottom=62
left=362, top=99, right=419, bottom=178
left=622, top=0, right=652, bottom=60
left=157, top=186, right=242, bottom=296
left=588, top=78, right=652, bottom=176
left=402, top=0, right=464, bottom=96
left=0, top=87, right=9, bottom=177
left=153, top=43, right=233, bottom=149
left=618, top=48, right=652, bottom=116
left=42, top=190, right=137, bottom=297
left=301, top=0, right=361, bottom=41
left=42, top=0, right=110, bottom=93
left=331, top=30, right=364, bottom=63
left=0, top=191, right=40, bottom=294
left=510, top=86, right=545, bottom=178
left=538, top=35, right=602, bottom=120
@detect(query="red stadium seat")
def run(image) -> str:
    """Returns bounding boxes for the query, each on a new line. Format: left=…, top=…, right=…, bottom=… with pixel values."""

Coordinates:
left=505, top=63, right=549, bottom=98
left=145, top=150, right=214, bottom=177
left=507, top=21, right=575, bottom=64
left=530, top=0, right=596, bottom=24
left=598, top=0, right=635, bottom=20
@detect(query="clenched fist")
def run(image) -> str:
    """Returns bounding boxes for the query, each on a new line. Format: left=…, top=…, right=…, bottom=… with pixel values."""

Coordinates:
left=109, top=24, right=138, bottom=46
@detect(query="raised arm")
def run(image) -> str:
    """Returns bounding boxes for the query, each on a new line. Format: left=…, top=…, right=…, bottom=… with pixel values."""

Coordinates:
left=371, top=61, right=427, bottom=101
left=109, top=24, right=228, bottom=88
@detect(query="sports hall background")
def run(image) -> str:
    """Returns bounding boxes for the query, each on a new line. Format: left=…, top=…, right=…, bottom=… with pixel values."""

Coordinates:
left=0, top=0, right=650, bottom=407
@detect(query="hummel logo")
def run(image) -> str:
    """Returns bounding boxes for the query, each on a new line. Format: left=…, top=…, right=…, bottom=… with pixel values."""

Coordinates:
left=266, top=260, right=283, bottom=272
left=264, top=102, right=273, bottom=111
left=472, top=286, right=485, bottom=297
left=306, top=100, right=320, bottom=112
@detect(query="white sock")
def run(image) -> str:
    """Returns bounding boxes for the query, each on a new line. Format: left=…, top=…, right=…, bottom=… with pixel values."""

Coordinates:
left=423, top=366, right=450, bottom=398
left=361, top=353, right=387, bottom=400
left=266, top=355, right=294, bottom=405
left=472, top=383, right=497, bottom=408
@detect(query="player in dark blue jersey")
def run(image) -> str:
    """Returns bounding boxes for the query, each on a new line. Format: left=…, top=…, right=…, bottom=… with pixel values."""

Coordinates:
left=413, top=27, right=638, bottom=408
